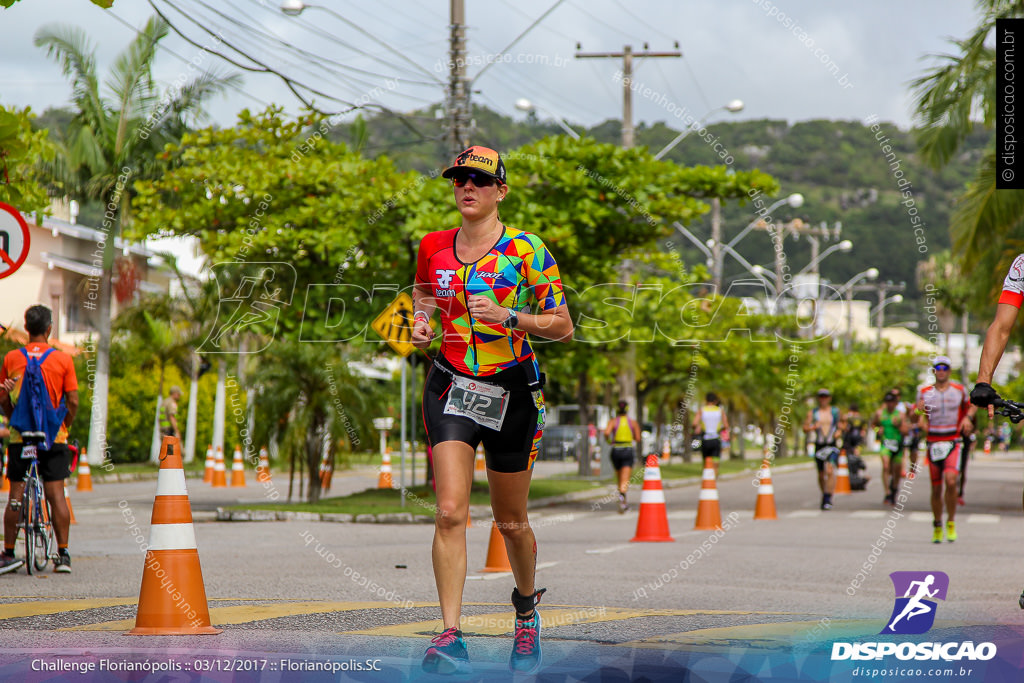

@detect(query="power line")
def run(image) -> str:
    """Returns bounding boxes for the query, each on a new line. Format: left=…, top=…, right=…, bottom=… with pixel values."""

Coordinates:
left=104, top=8, right=272, bottom=110
left=471, top=0, right=568, bottom=83
left=610, top=0, right=677, bottom=44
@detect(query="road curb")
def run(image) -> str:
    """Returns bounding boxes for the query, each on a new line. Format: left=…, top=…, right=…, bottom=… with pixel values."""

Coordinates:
left=211, top=462, right=814, bottom=523
left=214, top=507, right=434, bottom=524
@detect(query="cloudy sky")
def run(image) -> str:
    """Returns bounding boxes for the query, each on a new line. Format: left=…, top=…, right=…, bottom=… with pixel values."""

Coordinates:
left=2, top=0, right=980, bottom=136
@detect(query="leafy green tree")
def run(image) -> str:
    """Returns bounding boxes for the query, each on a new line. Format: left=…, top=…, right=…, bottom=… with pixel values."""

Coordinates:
left=912, top=0, right=1024, bottom=306
left=0, top=105, right=54, bottom=211
left=35, top=15, right=238, bottom=468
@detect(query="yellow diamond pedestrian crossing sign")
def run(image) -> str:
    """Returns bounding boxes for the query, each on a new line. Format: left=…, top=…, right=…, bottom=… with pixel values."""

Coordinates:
left=371, top=292, right=415, bottom=357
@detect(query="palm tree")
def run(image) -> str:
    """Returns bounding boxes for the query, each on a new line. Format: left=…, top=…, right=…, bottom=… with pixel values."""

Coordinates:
left=249, top=342, right=377, bottom=503
left=911, top=0, right=1024, bottom=298
left=35, top=16, right=239, bottom=466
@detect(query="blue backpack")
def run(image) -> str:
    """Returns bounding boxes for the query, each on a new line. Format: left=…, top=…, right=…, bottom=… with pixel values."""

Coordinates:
left=9, top=348, right=67, bottom=450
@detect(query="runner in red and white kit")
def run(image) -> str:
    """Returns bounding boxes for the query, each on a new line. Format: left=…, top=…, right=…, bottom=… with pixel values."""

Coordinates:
left=917, top=355, right=976, bottom=543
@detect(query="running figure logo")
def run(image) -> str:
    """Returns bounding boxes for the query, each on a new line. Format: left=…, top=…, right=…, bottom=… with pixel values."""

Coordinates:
left=881, top=571, right=949, bottom=635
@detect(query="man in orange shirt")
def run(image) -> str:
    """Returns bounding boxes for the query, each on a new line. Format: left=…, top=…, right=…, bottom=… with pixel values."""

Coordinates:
left=0, top=305, right=79, bottom=574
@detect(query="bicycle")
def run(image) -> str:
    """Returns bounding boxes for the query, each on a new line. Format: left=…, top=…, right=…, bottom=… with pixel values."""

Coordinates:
left=11, top=432, right=57, bottom=574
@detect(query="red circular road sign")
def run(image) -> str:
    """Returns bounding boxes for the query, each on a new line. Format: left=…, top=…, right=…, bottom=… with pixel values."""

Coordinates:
left=0, top=201, right=30, bottom=280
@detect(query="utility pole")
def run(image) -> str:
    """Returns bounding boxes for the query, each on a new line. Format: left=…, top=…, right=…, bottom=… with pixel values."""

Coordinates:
left=575, top=43, right=681, bottom=413
left=448, top=0, right=470, bottom=157
left=575, top=44, right=682, bottom=149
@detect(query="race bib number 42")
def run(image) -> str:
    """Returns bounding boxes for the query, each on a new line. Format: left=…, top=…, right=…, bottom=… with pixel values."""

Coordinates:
left=443, top=375, right=510, bottom=431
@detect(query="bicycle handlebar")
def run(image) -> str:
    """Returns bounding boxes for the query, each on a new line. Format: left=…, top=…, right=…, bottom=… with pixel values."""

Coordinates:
left=993, top=398, right=1024, bottom=423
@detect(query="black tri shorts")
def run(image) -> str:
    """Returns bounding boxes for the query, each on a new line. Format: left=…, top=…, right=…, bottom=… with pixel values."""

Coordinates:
left=5, top=442, right=72, bottom=483
left=423, top=356, right=544, bottom=473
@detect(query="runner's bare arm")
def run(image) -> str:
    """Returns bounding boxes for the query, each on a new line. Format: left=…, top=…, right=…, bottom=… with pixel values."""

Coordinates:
left=64, top=390, right=78, bottom=429
left=978, top=303, right=1018, bottom=386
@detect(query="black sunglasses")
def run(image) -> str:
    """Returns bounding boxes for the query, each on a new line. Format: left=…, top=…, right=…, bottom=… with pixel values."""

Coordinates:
left=933, top=364, right=950, bottom=371
left=451, top=171, right=498, bottom=188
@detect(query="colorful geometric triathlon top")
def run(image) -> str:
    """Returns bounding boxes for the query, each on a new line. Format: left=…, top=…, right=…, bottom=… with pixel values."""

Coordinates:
left=998, top=253, right=1024, bottom=308
left=415, top=226, right=566, bottom=377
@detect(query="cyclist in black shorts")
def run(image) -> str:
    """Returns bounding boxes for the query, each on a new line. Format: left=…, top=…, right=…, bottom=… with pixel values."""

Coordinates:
left=412, top=146, right=573, bottom=675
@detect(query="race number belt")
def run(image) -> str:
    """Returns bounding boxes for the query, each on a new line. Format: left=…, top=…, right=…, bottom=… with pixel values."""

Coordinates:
left=815, top=446, right=838, bottom=462
left=443, top=375, right=510, bottom=431
left=883, top=438, right=901, bottom=453
left=928, top=441, right=955, bottom=462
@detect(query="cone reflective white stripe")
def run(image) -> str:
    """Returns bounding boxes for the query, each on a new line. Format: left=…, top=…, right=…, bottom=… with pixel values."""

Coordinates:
left=699, top=489, right=719, bottom=501
left=147, top=523, right=199, bottom=551
left=157, top=469, right=188, bottom=496
left=758, top=485, right=774, bottom=495
left=640, top=488, right=666, bottom=504
left=631, top=455, right=674, bottom=542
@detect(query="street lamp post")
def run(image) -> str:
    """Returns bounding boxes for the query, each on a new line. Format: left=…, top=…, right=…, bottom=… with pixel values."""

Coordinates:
left=869, top=283, right=906, bottom=347
left=514, top=98, right=581, bottom=139
left=796, top=239, right=853, bottom=277
left=832, top=268, right=879, bottom=352
left=653, top=99, right=745, bottom=160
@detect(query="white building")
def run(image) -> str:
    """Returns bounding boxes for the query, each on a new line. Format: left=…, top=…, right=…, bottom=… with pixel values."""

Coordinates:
left=0, top=202, right=171, bottom=346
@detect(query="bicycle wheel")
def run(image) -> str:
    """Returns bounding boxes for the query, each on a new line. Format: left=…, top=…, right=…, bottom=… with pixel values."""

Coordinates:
left=34, top=495, right=55, bottom=572
left=23, top=483, right=38, bottom=575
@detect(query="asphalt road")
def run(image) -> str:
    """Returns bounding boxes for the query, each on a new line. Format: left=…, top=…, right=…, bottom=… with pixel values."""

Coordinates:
left=2, top=452, right=1024, bottom=681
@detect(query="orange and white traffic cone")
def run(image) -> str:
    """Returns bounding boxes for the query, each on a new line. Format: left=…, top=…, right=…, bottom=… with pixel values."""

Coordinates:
left=76, top=451, right=93, bottom=492
left=64, top=485, right=77, bottom=524
left=693, top=456, right=723, bottom=531
left=211, top=447, right=227, bottom=488
left=481, top=520, right=512, bottom=572
left=378, top=450, right=393, bottom=489
left=753, top=458, right=778, bottom=520
left=835, top=450, right=852, bottom=495
left=661, top=438, right=671, bottom=462
left=230, top=445, right=246, bottom=487
left=202, top=445, right=214, bottom=484
left=257, top=447, right=272, bottom=483
left=128, top=436, right=221, bottom=635
left=984, top=438, right=992, bottom=456
left=631, top=454, right=675, bottom=542
left=474, top=443, right=486, bottom=473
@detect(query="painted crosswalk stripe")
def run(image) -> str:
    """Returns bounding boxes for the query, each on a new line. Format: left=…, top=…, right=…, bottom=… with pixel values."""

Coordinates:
left=966, top=514, right=1000, bottom=524
left=466, top=561, right=559, bottom=581
left=850, top=510, right=887, bottom=519
left=909, top=512, right=933, bottom=523
left=585, top=545, right=630, bottom=555
left=788, top=510, right=821, bottom=518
